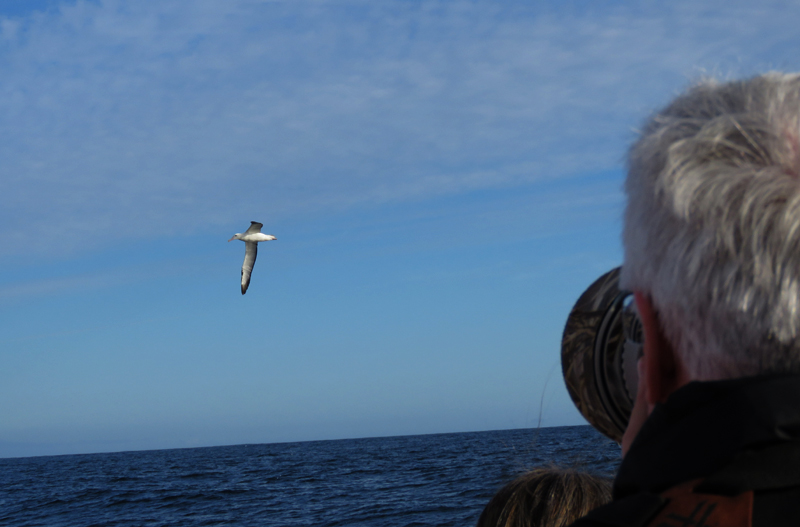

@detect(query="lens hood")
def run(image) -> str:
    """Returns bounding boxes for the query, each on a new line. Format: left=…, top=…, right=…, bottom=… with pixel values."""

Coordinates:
left=561, top=267, right=641, bottom=443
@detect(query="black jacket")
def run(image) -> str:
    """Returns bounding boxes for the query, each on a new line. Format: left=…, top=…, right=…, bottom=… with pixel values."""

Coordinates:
left=571, top=374, right=800, bottom=526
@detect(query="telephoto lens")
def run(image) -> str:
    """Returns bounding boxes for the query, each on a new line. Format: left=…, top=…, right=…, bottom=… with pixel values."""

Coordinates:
left=561, top=267, right=643, bottom=443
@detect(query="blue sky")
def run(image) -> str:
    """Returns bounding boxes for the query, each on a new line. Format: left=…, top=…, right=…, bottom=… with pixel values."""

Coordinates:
left=2, top=0, right=800, bottom=458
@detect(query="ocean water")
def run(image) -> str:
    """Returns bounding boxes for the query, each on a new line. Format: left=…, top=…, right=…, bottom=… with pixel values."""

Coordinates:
left=0, top=425, right=620, bottom=527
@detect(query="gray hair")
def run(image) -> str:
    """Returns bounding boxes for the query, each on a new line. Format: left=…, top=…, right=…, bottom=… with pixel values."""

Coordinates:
left=621, top=72, right=800, bottom=379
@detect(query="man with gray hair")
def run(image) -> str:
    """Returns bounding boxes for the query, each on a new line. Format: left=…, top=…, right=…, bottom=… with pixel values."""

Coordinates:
left=573, top=73, right=800, bottom=526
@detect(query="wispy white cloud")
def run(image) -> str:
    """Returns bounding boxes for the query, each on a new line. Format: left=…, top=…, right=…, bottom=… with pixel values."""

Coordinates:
left=1, top=0, right=799, bottom=257
left=0, top=244, right=208, bottom=301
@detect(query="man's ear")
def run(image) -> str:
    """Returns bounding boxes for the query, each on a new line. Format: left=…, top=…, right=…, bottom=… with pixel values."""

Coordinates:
left=634, top=292, right=689, bottom=407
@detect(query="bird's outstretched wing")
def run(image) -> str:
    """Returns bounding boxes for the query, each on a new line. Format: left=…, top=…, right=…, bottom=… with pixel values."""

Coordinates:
left=245, top=221, right=263, bottom=234
left=241, top=241, right=258, bottom=295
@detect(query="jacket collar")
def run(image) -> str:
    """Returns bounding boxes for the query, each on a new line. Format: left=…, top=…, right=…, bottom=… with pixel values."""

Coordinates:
left=614, top=374, right=800, bottom=499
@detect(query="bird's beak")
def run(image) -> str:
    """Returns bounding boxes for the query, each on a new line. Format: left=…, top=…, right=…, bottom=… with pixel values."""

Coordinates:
left=228, top=236, right=235, bottom=242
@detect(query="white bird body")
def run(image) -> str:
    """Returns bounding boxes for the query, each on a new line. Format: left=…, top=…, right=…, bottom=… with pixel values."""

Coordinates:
left=228, top=221, right=276, bottom=294
left=230, top=232, right=277, bottom=243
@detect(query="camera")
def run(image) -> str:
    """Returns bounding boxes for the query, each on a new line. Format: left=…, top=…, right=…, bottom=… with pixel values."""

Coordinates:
left=561, top=267, right=643, bottom=443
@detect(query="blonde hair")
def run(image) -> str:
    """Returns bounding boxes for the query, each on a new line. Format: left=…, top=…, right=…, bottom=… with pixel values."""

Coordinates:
left=476, top=467, right=612, bottom=527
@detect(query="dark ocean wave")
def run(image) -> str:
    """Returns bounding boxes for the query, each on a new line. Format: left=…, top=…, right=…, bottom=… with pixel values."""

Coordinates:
left=0, top=426, right=619, bottom=527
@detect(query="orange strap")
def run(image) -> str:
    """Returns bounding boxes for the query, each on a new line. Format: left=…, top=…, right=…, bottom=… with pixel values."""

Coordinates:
left=647, top=479, right=753, bottom=527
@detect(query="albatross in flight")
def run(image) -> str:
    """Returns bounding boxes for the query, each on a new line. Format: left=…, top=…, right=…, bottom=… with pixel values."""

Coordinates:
left=228, top=221, right=277, bottom=294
